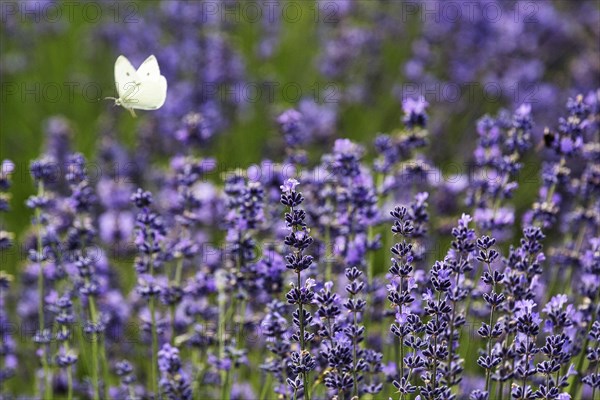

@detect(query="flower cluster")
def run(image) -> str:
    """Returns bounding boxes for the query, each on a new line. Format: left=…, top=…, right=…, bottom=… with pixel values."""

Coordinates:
left=3, top=5, right=600, bottom=396
left=281, top=179, right=317, bottom=399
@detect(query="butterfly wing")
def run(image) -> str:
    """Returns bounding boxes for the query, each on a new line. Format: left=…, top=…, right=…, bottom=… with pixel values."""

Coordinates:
left=114, top=55, right=139, bottom=101
left=136, top=55, right=162, bottom=79
left=125, top=76, right=167, bottom=110
left=120, top=55, right=167, bottom=110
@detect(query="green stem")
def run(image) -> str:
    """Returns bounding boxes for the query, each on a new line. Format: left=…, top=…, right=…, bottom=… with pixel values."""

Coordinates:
left=446, top=268, right=462, bottom=390
left=149, top=295, right=159, bottom=397
left=235, top=232, right=246, bottom=348
left=297, top=271, right=310, bottom=400
left=73, top=298, right=92, bottom=375
left=36, top=182, right=45, bottom=332
left=89, top=295, right=100, bottom=400
left=63, top=328, right=74, bottom=400
left=367, top=224, right=375, bottom=290
left=569, top=288, right=599, bottom=397
left=432, top=292, right=441, bottom=390
left=218, top=284, right=230, bottom=400
left=67, top=364, right=73, bottom=400
left=592, top=361, right=598, bottom=400
left=146, top=227, right=159, bottom=398
left=192, top=346, right=206, bottom=400
left=169, top=258, right=184, bottom=346
left=399, top=276, right=405, bottom=380
left=289, top=202, right=310, bottom=400
left=175, top=257, right=183, bottom=284
left=221, top=231, right=246, bottom=400
left=325, top=225, right=331, bottom=283
left=352, top=299, right=359, bottom=397
left=236, top=299, right=247, bottom=347
left=128, top=384, right=136, bottom=400
left=520, top=335, right=530, bottom=400
left=222, top=368, right=231, bottom=400
left=77, top=208, right=109, bottom=399
left=485, top=305, right=496, bottom=392
left=35, top=182, right=52, bottom=400
left=394, top=339, right=400, bottom=377
left=170, top=304, right=176, bottom=346
left=259, top=374, right=272, bottom=400
left=485, top=260, right=497, bottom=393
left=543, top=157, right=564, bottom=205
left=91, top=336, right=100, bottom=400
left=507, top=336, right=517, bottom=397
left=99, top=335, right=110, bottom=398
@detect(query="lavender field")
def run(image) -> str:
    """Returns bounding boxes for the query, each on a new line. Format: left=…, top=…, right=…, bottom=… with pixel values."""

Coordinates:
left=1, top=1, right=600, bottom=399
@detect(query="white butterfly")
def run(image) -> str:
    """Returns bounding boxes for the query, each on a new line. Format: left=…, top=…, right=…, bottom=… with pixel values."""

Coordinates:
left=106, top=55, right=167, bottom=117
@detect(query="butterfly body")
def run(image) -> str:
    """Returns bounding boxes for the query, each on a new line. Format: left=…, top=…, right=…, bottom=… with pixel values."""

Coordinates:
left=107, top=55, right=167, bottom=117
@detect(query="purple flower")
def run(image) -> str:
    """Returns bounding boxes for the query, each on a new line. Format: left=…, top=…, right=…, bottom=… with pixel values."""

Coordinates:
left=281, top=180, right=316, bottom=398
left=402, top=96, right=429, bottom=128
left=280, top=178, right=300, bottom=194
left=277, top=109, right=305, bottom=145
left=158, top=344, right=191, bottom=399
